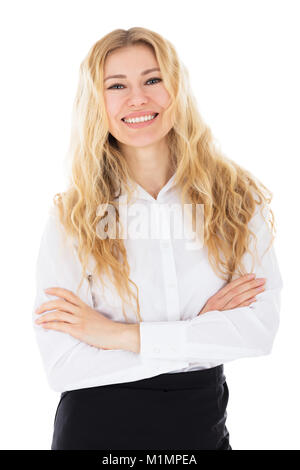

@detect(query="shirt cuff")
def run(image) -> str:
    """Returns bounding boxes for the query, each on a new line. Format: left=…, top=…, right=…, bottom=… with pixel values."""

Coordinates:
left=139, top=320, right=188, bottom=360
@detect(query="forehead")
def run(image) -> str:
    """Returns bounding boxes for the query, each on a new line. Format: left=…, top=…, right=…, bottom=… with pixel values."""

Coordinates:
left=104, top=44, right=158, bottom=73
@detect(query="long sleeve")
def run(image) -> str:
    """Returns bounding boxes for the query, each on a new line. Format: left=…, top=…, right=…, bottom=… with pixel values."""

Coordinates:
left=32, top=208, right=142, bottom=392
left=139, top=205, right=283, bottom=363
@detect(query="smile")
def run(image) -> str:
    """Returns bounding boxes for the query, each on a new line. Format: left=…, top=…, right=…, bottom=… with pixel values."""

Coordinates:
left=121, top=113, right=159, bottom=129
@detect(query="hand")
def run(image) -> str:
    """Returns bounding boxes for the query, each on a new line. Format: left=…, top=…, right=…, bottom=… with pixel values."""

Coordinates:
left=198, top=274, right=266, bottom=315
left=34, top=287, right=119, bottom=350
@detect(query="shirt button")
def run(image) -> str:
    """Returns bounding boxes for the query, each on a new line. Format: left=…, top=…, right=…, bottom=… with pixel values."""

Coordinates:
left=167, top=282, right=176, bottom=288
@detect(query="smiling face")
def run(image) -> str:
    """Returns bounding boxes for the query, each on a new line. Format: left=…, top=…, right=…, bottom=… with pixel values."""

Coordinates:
left=103, top=44, right=173, bottom=148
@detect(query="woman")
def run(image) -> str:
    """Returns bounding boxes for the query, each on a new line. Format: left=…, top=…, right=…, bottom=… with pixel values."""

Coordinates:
left=32, top=27, right=283, bottom=450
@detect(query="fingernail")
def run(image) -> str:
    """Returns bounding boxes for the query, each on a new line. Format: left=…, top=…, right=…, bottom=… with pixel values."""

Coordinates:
left=248, top=274, right=255, bottom=279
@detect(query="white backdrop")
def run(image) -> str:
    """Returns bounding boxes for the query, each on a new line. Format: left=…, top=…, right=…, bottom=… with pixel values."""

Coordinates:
left=0, top=0, right=298, bottom=450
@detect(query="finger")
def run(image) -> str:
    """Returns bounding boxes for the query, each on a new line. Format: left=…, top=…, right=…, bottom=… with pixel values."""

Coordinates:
left=215, top=274, right=256, bottom=299
left=39, top=321, right=77, bottom=336
left=35, top=311, right=79, bottom=325
left=36, top=298, right=80, bottom=315
left=228, top=278, right=265, bottom=297
left=222, top=288, right=260, bottom=309
left=235, top=297, right=257, bottom=308
left=44, top=287, right=83, bottom=307
left=221, top=281, right=264, bottom=307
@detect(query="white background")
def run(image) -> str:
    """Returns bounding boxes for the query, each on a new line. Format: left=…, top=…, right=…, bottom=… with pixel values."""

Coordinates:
left=0, top=0, right=298, bottom=450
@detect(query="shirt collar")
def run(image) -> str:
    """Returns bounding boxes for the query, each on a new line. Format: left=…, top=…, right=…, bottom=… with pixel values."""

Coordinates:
left=117, top=172, right=177, bottom=203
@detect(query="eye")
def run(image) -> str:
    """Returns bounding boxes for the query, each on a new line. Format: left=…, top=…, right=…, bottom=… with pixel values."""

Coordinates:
left=147, top=78, right=162, bottom=85
left=107, top=77, right=162, bottom=90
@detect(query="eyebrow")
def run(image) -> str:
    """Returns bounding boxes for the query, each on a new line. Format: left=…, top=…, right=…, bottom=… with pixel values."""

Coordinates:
left=104, top=67, right=161, bottom=82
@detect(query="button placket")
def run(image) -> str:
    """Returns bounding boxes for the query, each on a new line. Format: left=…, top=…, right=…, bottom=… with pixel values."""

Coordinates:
left=159, top=229, right=180, bottom=321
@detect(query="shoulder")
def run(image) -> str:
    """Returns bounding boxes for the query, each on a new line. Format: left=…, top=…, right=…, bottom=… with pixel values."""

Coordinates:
left=39, top=204, right=97, bottom=274
left=248, top=202, right=273, bottom=238
left=39, top=204, right=77, bottom=255
left=247, top=202, right=275, bottom=259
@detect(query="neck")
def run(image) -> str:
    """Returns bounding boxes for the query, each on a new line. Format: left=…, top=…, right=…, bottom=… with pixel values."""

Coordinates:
left=119, top=139, right=174, bottom=199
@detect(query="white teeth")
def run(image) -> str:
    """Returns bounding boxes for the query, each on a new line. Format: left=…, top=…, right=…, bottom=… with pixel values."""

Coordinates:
left=123, top=114, right=156, bottom=123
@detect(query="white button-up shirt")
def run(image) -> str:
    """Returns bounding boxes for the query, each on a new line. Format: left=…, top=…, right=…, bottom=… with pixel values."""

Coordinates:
left=32, top=174, right=283, bottom=392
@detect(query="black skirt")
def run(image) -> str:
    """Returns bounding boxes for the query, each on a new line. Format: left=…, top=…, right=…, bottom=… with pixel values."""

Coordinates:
left=51, top=364, right=231, bottom=450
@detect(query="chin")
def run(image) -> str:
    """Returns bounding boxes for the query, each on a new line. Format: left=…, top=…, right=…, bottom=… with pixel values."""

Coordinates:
left=126, top=135, right=162, bottom=147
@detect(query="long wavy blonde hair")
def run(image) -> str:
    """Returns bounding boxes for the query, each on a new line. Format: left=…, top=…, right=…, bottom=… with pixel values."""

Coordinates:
left=53, top=26, right=275, bottom=323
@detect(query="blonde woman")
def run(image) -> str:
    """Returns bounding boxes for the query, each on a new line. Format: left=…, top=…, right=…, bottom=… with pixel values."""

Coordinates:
left=32, top=27, right=283, bottom=450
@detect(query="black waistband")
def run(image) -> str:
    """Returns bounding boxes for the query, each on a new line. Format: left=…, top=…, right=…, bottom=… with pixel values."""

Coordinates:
left=115, top=364, right=226, bottom=390
left=64, top=365, right=226, bottom=396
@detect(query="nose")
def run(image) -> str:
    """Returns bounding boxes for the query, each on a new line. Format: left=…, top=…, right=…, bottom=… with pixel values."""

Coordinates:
left=126, top=88, right=149, bottom=107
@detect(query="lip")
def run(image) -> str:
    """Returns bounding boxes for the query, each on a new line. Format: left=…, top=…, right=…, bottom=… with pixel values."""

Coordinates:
left=122, top=113, right=159, bottom=129
left=121, top=110, right=159, bottom=120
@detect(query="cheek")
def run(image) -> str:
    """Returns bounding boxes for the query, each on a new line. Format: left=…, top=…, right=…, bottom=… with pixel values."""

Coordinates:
left=104, top=95, right=121, bottom=121
left=155, top=88, right=171, bottom=109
